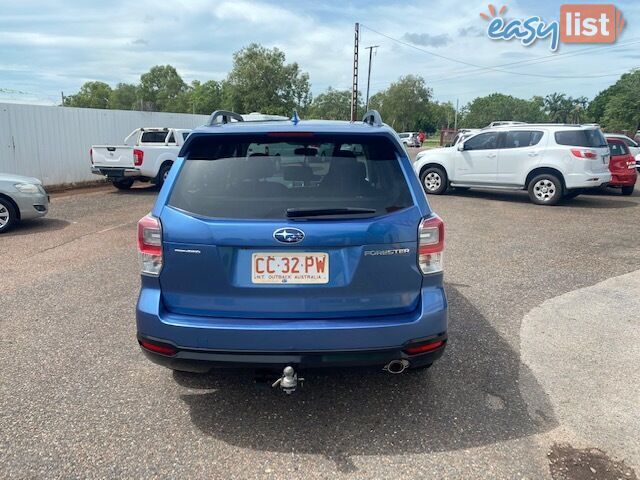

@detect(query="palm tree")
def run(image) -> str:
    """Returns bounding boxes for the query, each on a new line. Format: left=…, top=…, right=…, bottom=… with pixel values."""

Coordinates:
left=544, top=93, right=570, bottom=123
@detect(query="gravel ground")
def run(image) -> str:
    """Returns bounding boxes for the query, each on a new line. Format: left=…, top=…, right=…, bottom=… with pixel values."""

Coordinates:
left=1, top=173, right=639, bottom=479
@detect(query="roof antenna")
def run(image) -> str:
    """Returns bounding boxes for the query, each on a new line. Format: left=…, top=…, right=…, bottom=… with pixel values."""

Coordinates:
left=291, top=110, right=300, bottom=125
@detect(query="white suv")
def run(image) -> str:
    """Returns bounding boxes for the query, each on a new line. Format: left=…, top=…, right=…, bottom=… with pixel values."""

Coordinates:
left=413, top=124, right=612, bottom=205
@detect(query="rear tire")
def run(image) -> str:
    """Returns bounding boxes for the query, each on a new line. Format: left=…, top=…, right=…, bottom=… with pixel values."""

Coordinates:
left=621, top=185, right=634, bottom=196
left=112, top=178, right=134, bottom=190
left=528, top=174, right=562, bottom=205
left=156, top=163, right=173, bottom=189
left=420, top=167, right=448, bottom=195
left=0, top=197, right=17, bottom=234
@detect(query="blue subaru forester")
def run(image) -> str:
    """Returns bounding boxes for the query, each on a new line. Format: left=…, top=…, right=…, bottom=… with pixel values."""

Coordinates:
left=136, top=110, right=447, bottom=387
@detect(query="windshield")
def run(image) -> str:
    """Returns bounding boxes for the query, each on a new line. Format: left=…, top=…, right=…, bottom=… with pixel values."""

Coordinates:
left=169, top=134, right=413, bottom=220
left=555, top=129, right=607, bottom=148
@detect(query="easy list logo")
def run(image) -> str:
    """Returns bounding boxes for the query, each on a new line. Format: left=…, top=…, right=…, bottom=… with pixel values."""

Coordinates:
left=481, top=4, right=625, bottom=51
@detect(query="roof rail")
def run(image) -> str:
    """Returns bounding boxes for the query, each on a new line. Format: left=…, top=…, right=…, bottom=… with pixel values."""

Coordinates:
left=362, top=110, right=383, bottom=127
left=207, top=110, right=244, bottom=126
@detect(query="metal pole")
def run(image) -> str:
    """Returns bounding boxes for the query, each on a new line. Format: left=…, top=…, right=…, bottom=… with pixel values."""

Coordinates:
left=364, top=45, right=378, bottom=112
left=454, top=98, right=459, bottom=131
left=351, top=23, right=359, bottom=122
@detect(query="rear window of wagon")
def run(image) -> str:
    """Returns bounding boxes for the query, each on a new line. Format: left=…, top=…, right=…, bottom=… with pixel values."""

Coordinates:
left=555, top=129, right=607, bottom=148
left=168, top=134, right=414, bottom=220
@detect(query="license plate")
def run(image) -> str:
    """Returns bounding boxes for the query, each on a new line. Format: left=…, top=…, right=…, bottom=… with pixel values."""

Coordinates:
left=251, top=252, right=329, bottom=284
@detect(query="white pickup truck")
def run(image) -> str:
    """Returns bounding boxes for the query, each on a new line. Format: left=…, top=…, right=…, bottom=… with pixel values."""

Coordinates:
left=90, top=128, right=191, bottom=189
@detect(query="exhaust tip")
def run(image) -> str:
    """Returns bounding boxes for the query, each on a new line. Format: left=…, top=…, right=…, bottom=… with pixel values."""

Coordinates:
left=384, top=359, right=409, bottom=374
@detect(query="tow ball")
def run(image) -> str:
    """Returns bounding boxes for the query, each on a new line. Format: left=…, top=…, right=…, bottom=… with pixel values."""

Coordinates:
left=272, top=366, right=304, bottom=394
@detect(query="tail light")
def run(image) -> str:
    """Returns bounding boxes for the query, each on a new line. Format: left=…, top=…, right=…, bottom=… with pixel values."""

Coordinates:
left=89, top=148, right=93, bottom=165
left=133, top=148, right=144, bottom=166
left=137, top=215, right=162, bottom=275
left=418, top=215, right=444, bottom=274
left=570, top=148, right=598, bottom=159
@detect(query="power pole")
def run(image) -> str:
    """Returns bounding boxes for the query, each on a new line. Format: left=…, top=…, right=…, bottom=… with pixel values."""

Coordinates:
left=364, top=45, right=379, bottom=112
left=350, top=22, right=359, bottom=122
left=454, top=98, right=459, bottom=131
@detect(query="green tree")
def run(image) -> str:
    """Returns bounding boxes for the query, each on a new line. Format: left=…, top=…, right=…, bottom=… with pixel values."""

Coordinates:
left=369, top=75, right=432, bottom=131
left=461, top=93, right=547, bottom=128
left=308, top=88, right=362, bottom=120
left=601, top=70, right=640, bottom=132
left=109, top=83, right=138, bottom=110
left=138, top=65, right=188, bottom=112
left=224, top=43, right=311, bottom=115
left=544, top=93, right=571, bottom=123
left=458, top=93, right=546, bottom=128
left=63, top=81, right=112, bottom=109
left=421, top=101, right=456, bottom=133
left=188, top=80, right=224, bottom=114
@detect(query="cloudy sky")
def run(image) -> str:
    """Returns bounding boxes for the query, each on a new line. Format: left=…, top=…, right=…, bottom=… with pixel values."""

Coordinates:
left=1, top=0, right=639, bottom=107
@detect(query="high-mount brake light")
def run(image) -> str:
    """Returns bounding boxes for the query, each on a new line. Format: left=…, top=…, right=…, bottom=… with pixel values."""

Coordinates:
left=418, top=215, right=444, bottom=274
left=267, top=132, right=315, bottom=137
left=137, top=215, right=162, bottom=275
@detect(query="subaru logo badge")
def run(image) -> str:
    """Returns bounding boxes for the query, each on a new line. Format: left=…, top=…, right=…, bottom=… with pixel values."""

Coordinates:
left=273, top=228, right=305, bottom=244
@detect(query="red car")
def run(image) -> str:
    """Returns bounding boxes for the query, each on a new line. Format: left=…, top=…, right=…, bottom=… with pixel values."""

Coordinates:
left=606, top=138, right=637, bottom=196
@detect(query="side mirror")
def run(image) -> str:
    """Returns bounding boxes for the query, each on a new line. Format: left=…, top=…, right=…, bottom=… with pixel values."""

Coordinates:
left=457, top=142, right=465, bottom=151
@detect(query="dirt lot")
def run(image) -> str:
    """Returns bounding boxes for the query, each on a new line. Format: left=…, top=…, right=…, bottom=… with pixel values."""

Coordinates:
left=1, top=177, right=639, bottom=479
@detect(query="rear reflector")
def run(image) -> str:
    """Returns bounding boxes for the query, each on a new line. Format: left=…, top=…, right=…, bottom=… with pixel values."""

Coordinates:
left=404, top=340, right=445, bottom=355
left=137, top=215, right=162, bottom=275
left=570, top=148, right=598, bottom=159
left=418, top=215, right=444, bottom=274
left=139, top=340, right=177, bottom=356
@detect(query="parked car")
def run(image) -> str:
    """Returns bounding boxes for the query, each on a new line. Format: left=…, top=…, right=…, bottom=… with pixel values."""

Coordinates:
left=413, top=124, right=612, bottom=205
left=450, top=129, right=480, bottom=146
left=398, top=132, right=421, bottom=148
left=605, top=137, right=637, bottom=196
left=136, top=110, right=447, bottom=390
left=90, top=128, right=191, bottom=190
left=485, top=121, right=526, bottom=128
left=604, top=133, right=640, bottom=170
left=0, top=173, right=49, bottom=233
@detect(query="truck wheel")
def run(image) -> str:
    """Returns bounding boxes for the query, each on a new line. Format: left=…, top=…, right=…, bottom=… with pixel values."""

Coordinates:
left=420, top=167, right=448, bottom=195
left=621, top=185, right=634, bottom=196
left=112, top=178, right=134, bottom=190
left=0, top=197, right=17, bottom=234
left=156, top=163, right=173, bottom=189
left=528, top=174, right=562, bottom=205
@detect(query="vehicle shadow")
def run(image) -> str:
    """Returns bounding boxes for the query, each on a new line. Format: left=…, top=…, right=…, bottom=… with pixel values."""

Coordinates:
left=107, top=185, right=159, bottom=196
left=175, top=286, right=557, bottom=472
left=3, top=218, right=70, bottom=236
left=447, top=189, right=637, bottom=209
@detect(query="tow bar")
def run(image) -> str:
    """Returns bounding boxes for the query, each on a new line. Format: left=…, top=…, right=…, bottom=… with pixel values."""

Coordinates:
left=272, top=366, right=304, bottom=394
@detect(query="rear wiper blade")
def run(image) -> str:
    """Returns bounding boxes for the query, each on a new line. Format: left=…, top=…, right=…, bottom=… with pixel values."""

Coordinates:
left=286, top=207, right=377, bottom=218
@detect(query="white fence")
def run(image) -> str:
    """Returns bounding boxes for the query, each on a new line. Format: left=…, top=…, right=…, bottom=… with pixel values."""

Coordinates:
left=0, top=103, right=209, bottom=186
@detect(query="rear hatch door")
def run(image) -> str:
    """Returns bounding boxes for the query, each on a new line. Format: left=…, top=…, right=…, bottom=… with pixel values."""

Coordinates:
left=159, top=132, right=425, bottom=319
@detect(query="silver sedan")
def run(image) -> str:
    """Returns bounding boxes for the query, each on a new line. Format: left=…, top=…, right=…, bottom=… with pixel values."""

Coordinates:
left=0, top=173, right=49, bottom=233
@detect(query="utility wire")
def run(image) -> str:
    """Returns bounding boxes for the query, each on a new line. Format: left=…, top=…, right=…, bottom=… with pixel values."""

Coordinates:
left=361, top=24, right=640, bottom=80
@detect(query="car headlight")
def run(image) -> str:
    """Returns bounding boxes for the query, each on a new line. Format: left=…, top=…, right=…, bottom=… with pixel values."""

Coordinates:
left=14, top=183, right=40, bottom=194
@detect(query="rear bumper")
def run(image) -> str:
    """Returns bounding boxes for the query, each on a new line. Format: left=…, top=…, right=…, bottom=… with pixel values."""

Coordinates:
left=136, top=282, right=448, bottom=370
left=91, top=166, right=140, bottom=178
left=137, top=333, right=446, bottom=372
left=609, top=172, right=637, bottom=187
left=565, top=171, right=611, bottom=189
